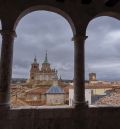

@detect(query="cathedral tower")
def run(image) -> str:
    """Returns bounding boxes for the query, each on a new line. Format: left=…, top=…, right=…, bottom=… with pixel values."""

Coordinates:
left=40, top=51, right=58, bottom=81
left=89, top=73, right=96, bottom=81
left=29, top=56, right=39, bottom=81
left=41, top=51, right=51, bottom=72
left=28, top=52, right=58, bottom=85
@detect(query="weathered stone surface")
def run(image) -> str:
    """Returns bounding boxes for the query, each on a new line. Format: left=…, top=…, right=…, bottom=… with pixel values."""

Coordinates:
left=0, top=107, right=120, bottom=129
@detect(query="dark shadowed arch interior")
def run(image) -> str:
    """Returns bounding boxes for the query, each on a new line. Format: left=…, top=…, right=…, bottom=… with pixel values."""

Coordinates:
left=0, top=20, right=2, bottom=57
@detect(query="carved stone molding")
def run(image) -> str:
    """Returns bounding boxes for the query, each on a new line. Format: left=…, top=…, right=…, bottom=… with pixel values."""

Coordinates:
left=0, top=30, right=17, bottom=37
left=72, top=34, right=88, bottom=44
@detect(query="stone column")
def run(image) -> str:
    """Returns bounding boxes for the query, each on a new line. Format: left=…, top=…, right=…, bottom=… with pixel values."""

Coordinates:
left=0, top=30, right=16, bottom=109
left=73, top=34, right=88, bottom=108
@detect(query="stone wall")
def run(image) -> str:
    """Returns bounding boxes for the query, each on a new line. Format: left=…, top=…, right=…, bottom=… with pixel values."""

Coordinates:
left=0, top=107, right=120, bottom=129
left=46, top=94, right=64, bottom=105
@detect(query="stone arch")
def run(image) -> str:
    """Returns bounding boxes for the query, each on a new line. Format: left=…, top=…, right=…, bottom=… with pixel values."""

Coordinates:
left=96, top=12, right=120, bottom=20
left=10, top=9, right=74, bottom=107
left=0, top=19, right=1, bottom=75
left=85, top=12, right=120, bottom=75
left=12, top=10, right=74, bottom=78
left=86, top=11, right=120, bottom=33
left=13, top=5, right=76, bottom=36
left=85, top=12, right=120, bottom=105
left=0, top=20, right=2, bottom=30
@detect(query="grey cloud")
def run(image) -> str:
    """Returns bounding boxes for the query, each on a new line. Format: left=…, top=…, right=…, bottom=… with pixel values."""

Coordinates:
left=1, top=13, right=120, bottom=80
left=85, top=16, right=120, bottom=80
left=13, top=11, right=74, bottom=79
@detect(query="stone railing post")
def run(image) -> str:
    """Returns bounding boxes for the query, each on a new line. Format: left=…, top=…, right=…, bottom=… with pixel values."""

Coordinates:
left=0, top=30, right=16, bottom=109
left=73, top=34, right=88, bottom=108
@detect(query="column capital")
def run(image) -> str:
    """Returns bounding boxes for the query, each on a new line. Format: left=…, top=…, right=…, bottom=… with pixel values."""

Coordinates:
left=72, top=34, right=88, bottom=43
left=0, top=30, right=17, bottom=37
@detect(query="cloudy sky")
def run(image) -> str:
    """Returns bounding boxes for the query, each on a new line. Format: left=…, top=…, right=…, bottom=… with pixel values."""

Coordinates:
left=13, top=11, right=74, bottom=80
left=86, top=16, right=120, bottom=80
left=1, top=11, right=120, bottom=80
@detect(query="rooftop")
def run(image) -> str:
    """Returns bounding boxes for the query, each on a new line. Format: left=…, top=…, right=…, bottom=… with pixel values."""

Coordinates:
left=47, top=85, right=64, bottom=94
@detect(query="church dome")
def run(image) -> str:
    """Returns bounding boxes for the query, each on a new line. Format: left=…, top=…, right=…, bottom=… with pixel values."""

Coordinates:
left=47, top=85, right=64, bottom=94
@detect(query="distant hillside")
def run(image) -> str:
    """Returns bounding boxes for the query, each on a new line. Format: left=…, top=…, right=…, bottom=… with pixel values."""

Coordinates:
left=11, top=78, right=27, bottom=84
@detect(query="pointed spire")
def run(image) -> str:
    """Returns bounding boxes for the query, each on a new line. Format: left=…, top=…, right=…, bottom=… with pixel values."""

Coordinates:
left=34, top=56, right=37, bottom=63
left=44, top=51, right=48, bottom=64
left=59, top=75, right=62, bottom=80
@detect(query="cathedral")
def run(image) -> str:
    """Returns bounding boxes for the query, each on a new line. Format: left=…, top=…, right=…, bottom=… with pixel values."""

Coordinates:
left=27, top=52, right=59, bottom=86
left=24, top=52, right=70, bottom=106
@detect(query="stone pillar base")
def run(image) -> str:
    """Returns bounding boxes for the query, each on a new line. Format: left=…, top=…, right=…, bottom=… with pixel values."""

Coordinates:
left=74, top=101, right=88, bottom=109
left=0, top=91, right=10, bottom=109
left=0, top=103, right=10, bottom=110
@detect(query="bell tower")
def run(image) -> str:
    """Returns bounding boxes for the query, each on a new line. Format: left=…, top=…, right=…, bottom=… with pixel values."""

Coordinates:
left=41, top=51, right=51, bottom=72
left=89, top=73, right=96, bottom=81
left=29, top=56, right=39, bottom=81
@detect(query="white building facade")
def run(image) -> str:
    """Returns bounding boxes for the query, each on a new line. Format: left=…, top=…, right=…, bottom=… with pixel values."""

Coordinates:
left=69, top=88, right=92, bottom=106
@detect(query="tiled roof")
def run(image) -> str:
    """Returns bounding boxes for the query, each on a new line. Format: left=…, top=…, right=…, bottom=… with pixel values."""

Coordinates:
left=26, top=87, right=49, bottom=94
left=47, top=85, right=64, bottom=94
left=95, top=89, right=120, bottom=106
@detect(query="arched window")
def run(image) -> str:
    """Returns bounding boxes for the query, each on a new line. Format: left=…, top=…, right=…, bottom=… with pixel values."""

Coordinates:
left=85, top=16, right=120, bottom=106
left=11, top=11, right=74, bottom=108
